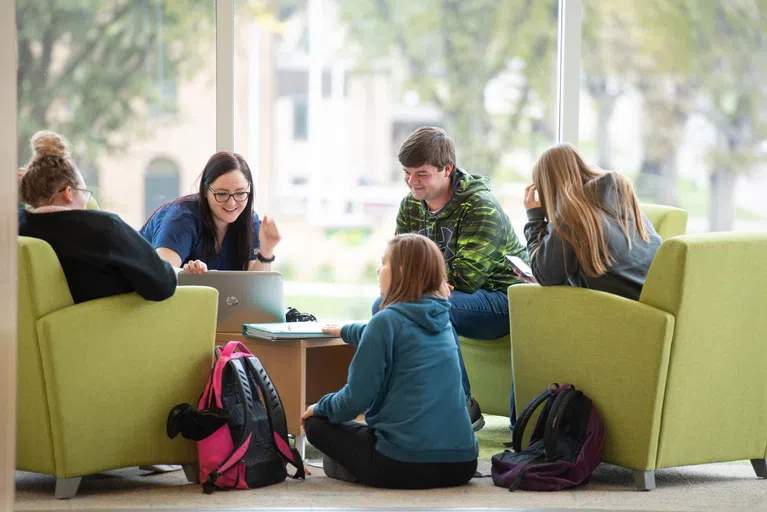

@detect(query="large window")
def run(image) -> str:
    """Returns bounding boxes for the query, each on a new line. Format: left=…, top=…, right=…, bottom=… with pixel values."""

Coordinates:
left=144, top=158, right=181, bottom=219
left=17, top=0, right=215, bottom=227
left=234, top=0, right=559, bottom=320
left=579, top=1, right=767, bottom=232
left=19, top=1, right=765, bottom=321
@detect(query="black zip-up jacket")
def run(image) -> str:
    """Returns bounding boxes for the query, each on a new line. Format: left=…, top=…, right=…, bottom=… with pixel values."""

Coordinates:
left=20, top=209, right=177, bottom=304
left=524, top=174, right=661, bottom=300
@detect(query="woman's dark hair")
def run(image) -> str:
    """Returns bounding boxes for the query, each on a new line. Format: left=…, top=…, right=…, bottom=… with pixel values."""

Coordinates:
left=143, top=151, right=255, bottom=270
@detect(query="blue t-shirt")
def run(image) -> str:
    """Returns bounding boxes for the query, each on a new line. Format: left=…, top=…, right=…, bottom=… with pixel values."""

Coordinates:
left=140, top=199, right=261, bottom=270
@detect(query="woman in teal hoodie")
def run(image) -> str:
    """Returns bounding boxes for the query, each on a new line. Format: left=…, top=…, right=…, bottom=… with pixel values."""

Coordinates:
left=302, top=234, right=478, bottom=489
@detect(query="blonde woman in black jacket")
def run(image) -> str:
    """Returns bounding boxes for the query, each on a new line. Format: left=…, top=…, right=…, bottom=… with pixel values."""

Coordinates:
left=19, top=131, right=176, bottom=304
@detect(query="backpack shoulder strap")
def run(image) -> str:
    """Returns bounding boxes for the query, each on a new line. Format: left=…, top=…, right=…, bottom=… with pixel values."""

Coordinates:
left=543, top=385, right=581, bottom=460
left=512, top=384, right=559, bottom=453
left=245, top=356, right=306, bottom=479
left=204, top=358, right=255, bottom=493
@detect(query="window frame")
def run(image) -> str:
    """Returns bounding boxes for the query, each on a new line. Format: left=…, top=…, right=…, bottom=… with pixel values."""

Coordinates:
left=217, top=0, right=584, bottom=150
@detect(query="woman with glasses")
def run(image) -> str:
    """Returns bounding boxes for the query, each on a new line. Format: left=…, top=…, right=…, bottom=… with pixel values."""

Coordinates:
left=140, top=151, right=281, bottom=274
left=18, top=130, right=177, bottom=304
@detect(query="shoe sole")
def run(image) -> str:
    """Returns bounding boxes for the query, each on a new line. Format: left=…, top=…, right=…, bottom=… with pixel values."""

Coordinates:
left=472, top=416, right=486, bottom=432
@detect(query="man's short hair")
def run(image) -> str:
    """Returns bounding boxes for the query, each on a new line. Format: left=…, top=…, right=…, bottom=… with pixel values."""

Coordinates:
left=398, top=126, right=456, bottom=170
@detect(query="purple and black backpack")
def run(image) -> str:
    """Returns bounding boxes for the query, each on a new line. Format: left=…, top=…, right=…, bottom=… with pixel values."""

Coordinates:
left=167, top=341, right=305, bottom=493
left=491, top=383, right=604, bottom=491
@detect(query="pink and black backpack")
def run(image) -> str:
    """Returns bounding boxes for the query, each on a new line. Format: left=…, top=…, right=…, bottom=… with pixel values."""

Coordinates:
left=167, top=341, right=305, bottom=493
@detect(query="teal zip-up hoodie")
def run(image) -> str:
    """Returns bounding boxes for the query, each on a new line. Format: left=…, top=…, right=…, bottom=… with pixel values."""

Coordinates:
left=314, top=296, right=479, bottom=464
left=395, top=168, right=527, bottom=293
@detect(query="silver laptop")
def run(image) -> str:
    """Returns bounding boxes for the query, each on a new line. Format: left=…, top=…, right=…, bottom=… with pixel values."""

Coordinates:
left=177, top=271, right=286, bottom=332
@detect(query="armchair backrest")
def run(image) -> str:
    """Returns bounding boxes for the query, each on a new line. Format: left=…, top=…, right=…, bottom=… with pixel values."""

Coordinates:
left=640, top=203, right=688, bottom=240
left=639, top=232, right=767, bottom=467
left=18, top=237, right=75, bottom=322
left=17, top=237, right=74, bottom=472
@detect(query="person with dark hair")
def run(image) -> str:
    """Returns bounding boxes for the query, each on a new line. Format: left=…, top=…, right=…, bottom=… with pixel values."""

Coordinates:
left=140, top=152, right=281, bottom=273
left=386, top=126, right=529, bottom=432
left=18, top=130, right=176, bottom=304
left=302, top=234, right=478, bottom=489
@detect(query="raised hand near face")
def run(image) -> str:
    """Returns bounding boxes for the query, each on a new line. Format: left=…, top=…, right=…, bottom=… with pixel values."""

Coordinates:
left=258, top=215, right=282, bottom=255
left=524, top=184, right=542, bottom=211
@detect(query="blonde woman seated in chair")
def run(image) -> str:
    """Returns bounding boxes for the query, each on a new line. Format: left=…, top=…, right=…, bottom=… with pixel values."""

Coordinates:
left=18, top=131, right=177, bottom=305
left=19, top=131, right=182, bottom=474
left=522, top=144, right=661, bottom=300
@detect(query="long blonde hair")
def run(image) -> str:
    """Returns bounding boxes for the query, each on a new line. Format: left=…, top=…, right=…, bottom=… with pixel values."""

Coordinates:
left=531, top=144, right=648, bottom=278
left=380, top=234, right=448, bottom=309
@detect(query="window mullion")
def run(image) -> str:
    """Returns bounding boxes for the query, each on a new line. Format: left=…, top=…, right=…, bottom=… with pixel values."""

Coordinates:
left=216, top=0, right=235, bottom=151
left=556, top=0, right=583, bottom=145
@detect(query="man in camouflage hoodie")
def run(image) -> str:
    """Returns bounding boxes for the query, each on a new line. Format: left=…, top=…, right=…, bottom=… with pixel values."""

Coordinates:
left=378, top=126, right=528, bottom=431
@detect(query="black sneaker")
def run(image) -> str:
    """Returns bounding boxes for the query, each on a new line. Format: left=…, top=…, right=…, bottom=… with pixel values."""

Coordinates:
left=467, top=395, right=485, bottom=431
left=322, top=455, right=357, bottom=483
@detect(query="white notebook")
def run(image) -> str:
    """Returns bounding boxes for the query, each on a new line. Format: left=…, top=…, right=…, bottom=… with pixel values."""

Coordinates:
left=242, top=321, right=336, bottom=341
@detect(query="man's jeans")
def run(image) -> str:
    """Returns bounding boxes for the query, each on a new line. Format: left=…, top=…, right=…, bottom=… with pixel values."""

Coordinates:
left=371, top=289, right=516, bottom=424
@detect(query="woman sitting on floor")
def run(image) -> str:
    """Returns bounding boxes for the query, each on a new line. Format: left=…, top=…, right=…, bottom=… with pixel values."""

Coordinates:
left=302, top=233, right=479, bottom=489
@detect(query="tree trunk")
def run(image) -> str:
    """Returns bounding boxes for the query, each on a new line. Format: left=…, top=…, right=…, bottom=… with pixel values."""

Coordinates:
left=636, top=78, right=691, bottom=206
left=658, top=153, right=679, bottom=207
left=636, top=160, right=661, bottom=203
left=709, top=168, right=736, bottom=231
left=595, top=94, right=616, bottom=170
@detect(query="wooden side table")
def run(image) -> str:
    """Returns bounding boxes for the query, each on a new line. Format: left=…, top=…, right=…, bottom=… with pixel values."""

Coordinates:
left=215, top=332, right=355, bottom=456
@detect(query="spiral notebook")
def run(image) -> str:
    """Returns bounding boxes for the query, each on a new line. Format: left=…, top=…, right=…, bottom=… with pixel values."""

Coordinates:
left=242, top=321, right=336, bottom=341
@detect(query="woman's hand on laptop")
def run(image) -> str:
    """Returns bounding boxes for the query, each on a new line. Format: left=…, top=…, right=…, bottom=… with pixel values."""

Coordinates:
left=182, top=259, right=208, bottom=274
left=321, top=325, right=342, bottom=337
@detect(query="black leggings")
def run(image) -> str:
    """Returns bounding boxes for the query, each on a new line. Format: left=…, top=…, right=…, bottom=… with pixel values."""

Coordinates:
left=304, top=416, right=477, bottom=489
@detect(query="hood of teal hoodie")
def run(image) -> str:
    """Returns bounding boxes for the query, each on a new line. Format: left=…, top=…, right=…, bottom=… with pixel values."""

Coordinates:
left=385, top=296, right=451, bottom=335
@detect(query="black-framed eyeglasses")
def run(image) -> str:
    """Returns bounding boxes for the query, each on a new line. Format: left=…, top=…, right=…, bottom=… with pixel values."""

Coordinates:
left=208, top=188, right=250, bottom=203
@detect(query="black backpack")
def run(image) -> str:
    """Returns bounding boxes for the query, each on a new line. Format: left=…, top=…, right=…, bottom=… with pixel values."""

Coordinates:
left=491, top=383, right=604, bottom=491
left=167, top=341, right=305, bottom=493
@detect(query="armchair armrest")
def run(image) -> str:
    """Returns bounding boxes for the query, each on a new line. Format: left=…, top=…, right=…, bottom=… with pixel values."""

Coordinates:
left=508, top=284, right=675, bottom=470
left=35, top=286, right=218, bottom=477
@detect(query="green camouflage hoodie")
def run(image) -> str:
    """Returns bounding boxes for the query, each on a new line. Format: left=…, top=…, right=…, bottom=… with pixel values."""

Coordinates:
left=395, top=168, right=528, bottom=293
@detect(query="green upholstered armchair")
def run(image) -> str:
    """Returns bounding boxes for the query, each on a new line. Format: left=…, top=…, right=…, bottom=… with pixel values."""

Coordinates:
left=17, top=236, right=218, bottom=498
left=459, top=204, right=688, bottom=418
left=638, top=203, right=689, bottom=240
left=509, top=231, right=767, bottom=490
